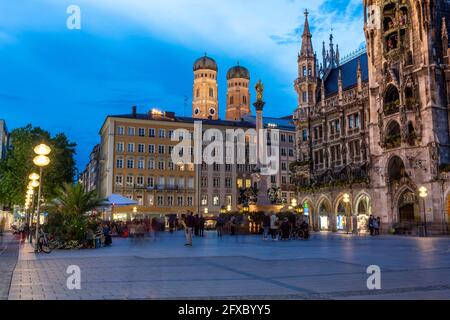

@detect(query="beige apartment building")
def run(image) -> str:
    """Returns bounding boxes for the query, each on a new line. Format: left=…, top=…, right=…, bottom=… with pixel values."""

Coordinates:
left=98, top=108, right=196, bottom=220
left=95, top=107, right=297, bottom=220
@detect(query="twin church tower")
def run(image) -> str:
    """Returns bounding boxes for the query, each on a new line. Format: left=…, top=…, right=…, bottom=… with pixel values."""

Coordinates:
left=192, top=55, right=251, bottom=121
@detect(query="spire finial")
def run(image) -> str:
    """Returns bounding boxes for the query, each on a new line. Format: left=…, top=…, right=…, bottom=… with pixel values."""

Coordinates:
left=299, top=8, right=313, bottom=57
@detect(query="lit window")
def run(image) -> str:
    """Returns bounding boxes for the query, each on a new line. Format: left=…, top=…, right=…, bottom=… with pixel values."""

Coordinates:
left=213, top=195, right=220, bottom=206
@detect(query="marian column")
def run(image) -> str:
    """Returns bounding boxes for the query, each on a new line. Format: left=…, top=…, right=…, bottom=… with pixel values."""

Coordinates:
left=253, top=80, right=271, bottom=206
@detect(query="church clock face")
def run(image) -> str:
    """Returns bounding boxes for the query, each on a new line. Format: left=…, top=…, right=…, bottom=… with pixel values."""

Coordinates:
left=209, top=108, right=215, bottom=116
left=194, top=108, right=200, bottom=115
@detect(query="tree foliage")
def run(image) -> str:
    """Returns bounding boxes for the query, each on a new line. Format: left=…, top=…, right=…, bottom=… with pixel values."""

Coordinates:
left=0, top=125, right=76, bottom=207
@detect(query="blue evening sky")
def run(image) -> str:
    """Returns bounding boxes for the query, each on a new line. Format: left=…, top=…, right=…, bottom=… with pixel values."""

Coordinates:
left=0, top=0, right=365, bottom=170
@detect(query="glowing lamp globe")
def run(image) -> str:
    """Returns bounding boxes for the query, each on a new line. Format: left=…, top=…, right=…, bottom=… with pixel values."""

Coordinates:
left=29, top=180, right=40, bottom=188
left=34, top=144, right=51, bottom=156
left=291, top=198, right=297, bottom=207
left=343, top=193, right=350, bottom=203
left=33, top=155, right=50, bottom=167
left=419, top=186, right=428, bottom=198
left=29, top=173, right=40, bottom=181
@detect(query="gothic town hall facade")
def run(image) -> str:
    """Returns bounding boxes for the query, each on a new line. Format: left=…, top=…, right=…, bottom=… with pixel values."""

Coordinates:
left=291, top=0, right=450, bottom=235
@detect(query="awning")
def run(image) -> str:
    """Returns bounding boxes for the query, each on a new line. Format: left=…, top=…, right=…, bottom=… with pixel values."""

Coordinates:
left=101, top=194, right=138, bottom=206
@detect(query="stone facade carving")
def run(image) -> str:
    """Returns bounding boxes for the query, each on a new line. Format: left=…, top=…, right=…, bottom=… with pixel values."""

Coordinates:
left=292, top=2, right=450, bottom=235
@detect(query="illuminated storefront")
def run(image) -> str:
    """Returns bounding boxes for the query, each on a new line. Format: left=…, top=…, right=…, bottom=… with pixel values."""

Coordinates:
left=318, top=202, right=330, bottom=231
left=319, top=215, right=329, bottom=230
left=356, top=195, right=371, bottom=233
left=336, top=202, right=347, bottom=231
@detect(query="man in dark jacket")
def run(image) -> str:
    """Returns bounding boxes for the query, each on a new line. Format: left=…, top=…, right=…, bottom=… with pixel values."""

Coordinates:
left=194, top=214, right=200, bottom=237
left=185, top=211, right=195, bottom=246
left=368, top=215, right=374, bottom=236
left=199, top=214, right=206, bottom=237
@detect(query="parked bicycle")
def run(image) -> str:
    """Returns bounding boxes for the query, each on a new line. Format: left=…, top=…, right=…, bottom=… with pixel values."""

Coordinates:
left=292, top=221, right=310, bottom=240
left=37, top=227, right=52, bottom=254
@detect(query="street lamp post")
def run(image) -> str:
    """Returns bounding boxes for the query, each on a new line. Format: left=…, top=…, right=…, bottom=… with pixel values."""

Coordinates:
left=419, top=186, right=428, bottom=237
left=33, top=144, right=51, bottom=253
left=27, top=174, right=40, bottom=228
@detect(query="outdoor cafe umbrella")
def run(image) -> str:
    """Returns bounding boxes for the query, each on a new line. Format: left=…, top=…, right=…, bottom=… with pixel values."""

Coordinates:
left=99, top=194, right=138, bottom=220
left=102, top=194, right=138, bottom=206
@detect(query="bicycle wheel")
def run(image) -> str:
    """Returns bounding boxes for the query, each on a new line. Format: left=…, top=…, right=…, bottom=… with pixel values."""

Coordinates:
left=297, top=230, right=305, bottom=240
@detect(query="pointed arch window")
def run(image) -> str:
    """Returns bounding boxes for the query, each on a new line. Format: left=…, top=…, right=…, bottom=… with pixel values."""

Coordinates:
left=230, top=96, right=234, bottom=105
left=243, top=96, right=247, bottom=104
left=303, top=66, right=307, bottom=77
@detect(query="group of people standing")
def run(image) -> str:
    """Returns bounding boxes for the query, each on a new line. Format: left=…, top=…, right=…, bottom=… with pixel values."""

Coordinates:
left=368, top=215, right=381, bottom=236
left=182, top=211, right=206, bottom=246
left=262, top=212, right=309, bottom=241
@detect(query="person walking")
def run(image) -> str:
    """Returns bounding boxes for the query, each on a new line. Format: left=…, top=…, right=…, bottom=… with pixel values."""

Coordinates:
left=216, top=215, right=225, bottom=238
left=368, top=215, right=374, bottom=236
left=168, top=214, right=176, bottom=234
left=262, top=212, right=270, bottom=240
left=375, top=217, right=381, bottom=236
left=199, top=214, right=205, bottom=237
left=184, top=211, right=195, bottom=246
left=372, top=217, right=379, bottom=236
left=270, top=212, right=279, bottom=241
left=103, top=223, right=112, bottom=246
left=280, top=218, right=290, bottom=240
left=230, top=215, right=237, bottom=236
left=194, top=214, right=200, bottom=237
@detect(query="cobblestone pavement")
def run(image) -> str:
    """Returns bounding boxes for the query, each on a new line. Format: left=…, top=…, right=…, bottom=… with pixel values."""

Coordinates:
left=0, top=233, right=20, bottom=300
left=6, top=232, right=450, bottom=300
